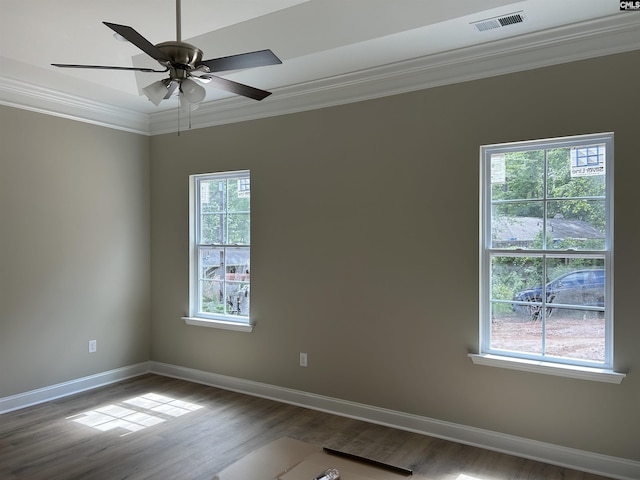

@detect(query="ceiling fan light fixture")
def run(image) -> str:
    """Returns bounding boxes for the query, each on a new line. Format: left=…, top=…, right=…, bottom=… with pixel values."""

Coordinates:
left=180, top=78, right=206, bottom=104
left=142, top=80, right=170, bottom=106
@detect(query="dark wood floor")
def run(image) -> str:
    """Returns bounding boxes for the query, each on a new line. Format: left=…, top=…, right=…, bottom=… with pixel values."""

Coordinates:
left=0, top=374, right=613, bottom=480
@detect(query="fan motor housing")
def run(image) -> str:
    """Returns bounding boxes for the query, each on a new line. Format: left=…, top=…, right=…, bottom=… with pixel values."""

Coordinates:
left=156, top=41, right=203, bottom=75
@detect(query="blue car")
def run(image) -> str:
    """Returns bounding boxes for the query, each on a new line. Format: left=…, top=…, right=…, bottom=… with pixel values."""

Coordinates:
left=513, top=269, right=605, bottom=319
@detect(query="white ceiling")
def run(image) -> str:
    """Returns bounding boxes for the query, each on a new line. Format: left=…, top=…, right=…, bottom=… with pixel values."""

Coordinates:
left=1, top=0, right=639, bottom=134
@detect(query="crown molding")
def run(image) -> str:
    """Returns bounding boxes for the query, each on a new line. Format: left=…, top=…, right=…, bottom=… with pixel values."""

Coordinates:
left=2, top=14, right=639, bottom=136
left=0, top=77, right=150, bottom=135
left=150, top=14, right=640, bottom=135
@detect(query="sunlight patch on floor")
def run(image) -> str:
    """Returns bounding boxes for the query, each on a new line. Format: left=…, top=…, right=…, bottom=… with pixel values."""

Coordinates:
left=67, top=392, right=203, bottom=436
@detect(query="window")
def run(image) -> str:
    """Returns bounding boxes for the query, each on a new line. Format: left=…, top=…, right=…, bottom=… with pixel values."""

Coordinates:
left=478, top=133, right=615, bottom=373
left=186, top=171, right=251, bottom=329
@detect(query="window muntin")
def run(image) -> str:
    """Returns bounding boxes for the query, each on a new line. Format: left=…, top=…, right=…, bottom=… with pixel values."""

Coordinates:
left=190, top=171, right=250, bottom=323
left=481, top=134, right=612, bottom=368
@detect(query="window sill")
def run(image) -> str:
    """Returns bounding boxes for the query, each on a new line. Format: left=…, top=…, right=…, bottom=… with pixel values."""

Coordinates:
left=468, top=354, right=626, bottom=384
left=182, top=317, right=254, bottom=333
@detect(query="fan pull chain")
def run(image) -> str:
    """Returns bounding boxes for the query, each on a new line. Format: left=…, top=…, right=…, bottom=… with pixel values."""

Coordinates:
left=176, top=92, right=195, bottom=135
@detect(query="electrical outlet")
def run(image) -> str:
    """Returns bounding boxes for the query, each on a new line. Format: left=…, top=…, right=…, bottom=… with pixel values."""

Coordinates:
left=299, top=352, right=308, bottom=367
left=88, top=339, right=97, bottom=353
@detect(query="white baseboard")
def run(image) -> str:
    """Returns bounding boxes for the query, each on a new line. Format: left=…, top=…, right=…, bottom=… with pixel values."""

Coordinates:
left=0, top=362, right=149, bottom=414
left=2, top=361, right=638, bottom=480
left=149, top=361, right=640, bottom=480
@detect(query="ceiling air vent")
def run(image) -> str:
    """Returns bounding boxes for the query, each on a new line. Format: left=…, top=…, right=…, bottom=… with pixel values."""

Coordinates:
left=472, top=11, right=526, bottom=32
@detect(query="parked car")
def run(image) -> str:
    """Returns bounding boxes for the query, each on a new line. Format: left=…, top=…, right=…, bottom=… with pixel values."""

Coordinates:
left=513, top=269, right=605, bottom=319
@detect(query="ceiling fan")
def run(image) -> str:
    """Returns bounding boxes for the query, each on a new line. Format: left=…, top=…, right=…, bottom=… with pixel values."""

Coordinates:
left=52, top=0, right=282, bottom=108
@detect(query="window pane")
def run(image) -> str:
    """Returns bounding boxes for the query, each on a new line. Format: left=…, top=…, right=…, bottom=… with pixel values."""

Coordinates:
left=201, top=279, right=224, bottom=315
left=490, top=150, right=544, bottom=202
left=544, top=257, right=605, bottom=309
left=491, top=254, right=545, bottom=356
left=545, top=307, right=605, bottom=363
left=546, top=200, right=605, bottom=250
left=491, top=255, right=544, bottom=303
left=226, top=279, right=250, bottom=316
left=227, top=178, right=250, bottom=212
left=225, top=247, right=250, bottom=271
left=199, top=246, right=224, bottom=314
left=227, top=213, right=250, bottom=245
left=490, top=303, right=543, bottom=355
left=200, top=213, right=223, bottom=244
left=200, top=179, right=225, bottom=212
left=223, top=247, right=250, bottom=317
left=491, top=204, right=543, bottom=249
left=200, top=247, right=223, bottom=278
left=547, top=146, right=606, bottom=198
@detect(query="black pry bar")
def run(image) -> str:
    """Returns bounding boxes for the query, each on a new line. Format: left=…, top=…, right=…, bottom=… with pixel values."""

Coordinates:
left=322, top=447, right=413, bottom=476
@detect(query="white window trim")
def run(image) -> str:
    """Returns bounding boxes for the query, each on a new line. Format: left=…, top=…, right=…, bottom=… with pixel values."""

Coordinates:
left=468, top=354, right=625, bottom=384
left=182, top=316, right=254, bottom=332
left=186, top=170, right=253, bottom=332
left=475, top=133, right=625, bottom=381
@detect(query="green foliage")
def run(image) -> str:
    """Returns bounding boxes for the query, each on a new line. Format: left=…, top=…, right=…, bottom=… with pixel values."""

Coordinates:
left=493, top=147, right=605, bottom=228
left=492, top=256, right=543, bottom=300
left=200, top=177, right=250, bottom=245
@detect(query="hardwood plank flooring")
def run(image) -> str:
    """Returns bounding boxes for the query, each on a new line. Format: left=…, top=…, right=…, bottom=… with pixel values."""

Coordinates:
left=0, top=374, right=614, bottom=480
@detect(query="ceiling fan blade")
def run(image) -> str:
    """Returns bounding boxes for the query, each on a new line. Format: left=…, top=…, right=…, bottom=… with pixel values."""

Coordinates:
left=197, top=49, right=282, bottom=73
left=103, top=22, right=170, bottom=63
left=52, top=63, right=168, bottom=73
left=198, top=74, right=272, bottom=101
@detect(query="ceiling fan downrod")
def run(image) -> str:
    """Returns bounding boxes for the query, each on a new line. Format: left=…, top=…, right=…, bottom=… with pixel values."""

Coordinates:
left=155, top=0, right=205, bottom=81
left=176, top=0, right=182, bottom=42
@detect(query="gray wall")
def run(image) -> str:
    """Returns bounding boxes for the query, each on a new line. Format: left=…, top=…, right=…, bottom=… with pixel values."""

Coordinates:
left=150, top=51, right=640, bottom=461
left=0, top=107, right=151, bottom=396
